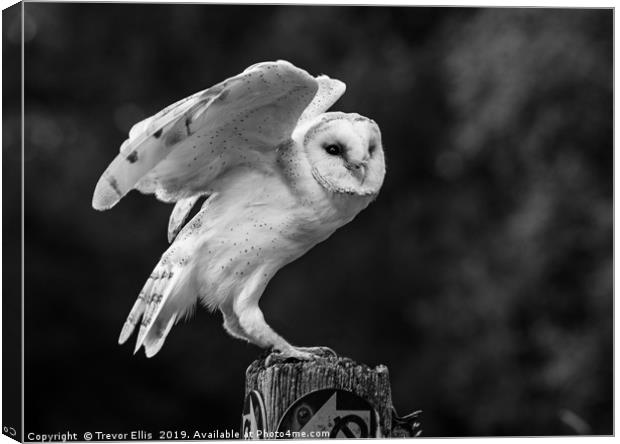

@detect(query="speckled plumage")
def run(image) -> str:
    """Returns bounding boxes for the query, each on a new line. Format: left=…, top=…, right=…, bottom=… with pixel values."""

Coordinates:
left=92, top=61, right=385, bottom=358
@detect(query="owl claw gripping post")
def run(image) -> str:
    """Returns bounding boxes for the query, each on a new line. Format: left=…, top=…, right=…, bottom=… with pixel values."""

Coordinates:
left=92, top=60, right=385, bottom=360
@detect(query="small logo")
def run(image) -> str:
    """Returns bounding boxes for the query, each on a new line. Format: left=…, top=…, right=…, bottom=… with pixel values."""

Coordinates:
left=277, top=389, right=379, bottom=438
left=3, top=426, right=16, bottom=437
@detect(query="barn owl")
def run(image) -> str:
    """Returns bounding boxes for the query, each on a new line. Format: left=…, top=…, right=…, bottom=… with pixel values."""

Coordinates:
left=92, top=60, right=385, bottom=360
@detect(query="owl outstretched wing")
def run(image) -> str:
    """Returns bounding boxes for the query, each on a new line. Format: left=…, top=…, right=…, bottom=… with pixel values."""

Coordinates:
left=92, top=60, right=345, bottom=212
left=298, top=74, right=346, bottom=124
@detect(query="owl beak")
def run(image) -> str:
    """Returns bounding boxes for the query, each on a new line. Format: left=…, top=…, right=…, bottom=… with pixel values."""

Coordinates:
left=347, top=161, right=367, bottom=181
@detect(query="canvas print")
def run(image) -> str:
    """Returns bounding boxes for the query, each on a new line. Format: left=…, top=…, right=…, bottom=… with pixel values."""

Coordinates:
left=2, top=2, right=613, bottom=441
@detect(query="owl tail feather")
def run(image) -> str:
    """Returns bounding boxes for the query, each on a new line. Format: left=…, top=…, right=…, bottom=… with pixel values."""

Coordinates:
left=118, top=274, right=156, bottom=345
left=118, top=264, right=193, bottom=357
left=142, top=312, right=178, bottom=358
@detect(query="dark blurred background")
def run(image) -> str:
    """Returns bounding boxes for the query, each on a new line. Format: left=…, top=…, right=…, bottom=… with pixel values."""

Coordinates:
left=5, top=3, right=612, bottom=437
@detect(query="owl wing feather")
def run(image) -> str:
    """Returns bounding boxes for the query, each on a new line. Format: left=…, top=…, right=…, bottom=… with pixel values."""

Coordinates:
left=167, top=195, right=203, bottom=243
left=92, top=60, right=344, bottom=211
left=298, top=75, right=346, bottom=124
left=117, top=260, right=185, bottom=358
left=94, top=88, right=221, bottom=210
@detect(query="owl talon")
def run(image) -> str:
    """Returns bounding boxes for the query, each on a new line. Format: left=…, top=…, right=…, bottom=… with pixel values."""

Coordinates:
left=294, top=346, right=338, bottom=358
left=264, top=346, right=337, bottom=366
left=265, top=348, right=315, bottom=366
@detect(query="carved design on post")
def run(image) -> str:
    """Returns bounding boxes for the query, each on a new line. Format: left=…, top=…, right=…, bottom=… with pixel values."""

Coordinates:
left=244, top=352, right=419, bottom=438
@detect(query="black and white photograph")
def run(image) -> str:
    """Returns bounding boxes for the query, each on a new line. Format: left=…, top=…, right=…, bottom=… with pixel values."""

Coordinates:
left=2, top=1, right=614, bottom=441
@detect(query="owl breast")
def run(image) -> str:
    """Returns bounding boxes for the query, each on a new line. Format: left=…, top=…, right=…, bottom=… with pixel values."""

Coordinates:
left=183, top=165, right=349, bottom=308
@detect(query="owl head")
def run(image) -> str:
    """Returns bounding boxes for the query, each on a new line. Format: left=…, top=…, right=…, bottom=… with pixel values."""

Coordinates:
left=299, top=112, right=385, bottom=197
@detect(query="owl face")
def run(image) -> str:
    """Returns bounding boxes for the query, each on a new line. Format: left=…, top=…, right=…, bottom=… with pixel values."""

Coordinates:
left=302, top=113, right=385, bottom=196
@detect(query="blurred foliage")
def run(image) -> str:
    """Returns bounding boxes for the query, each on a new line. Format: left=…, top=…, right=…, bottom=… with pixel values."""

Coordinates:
left=8, top=4, right=611, bottom=437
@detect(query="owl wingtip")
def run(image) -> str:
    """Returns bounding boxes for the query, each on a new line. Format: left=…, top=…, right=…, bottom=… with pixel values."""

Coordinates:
left=316, top=75, right=346, bottom=93
left=92, top=175, right=121, bottom=211
left=144, top=344, right=161, bottom=358
left=118, top=322, right=134, bottom=345
left=92, top=198, right=109, bottom=211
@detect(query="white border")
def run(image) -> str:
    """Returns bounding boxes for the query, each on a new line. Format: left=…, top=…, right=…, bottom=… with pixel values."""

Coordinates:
left=0, top=2, right=615, bottom=444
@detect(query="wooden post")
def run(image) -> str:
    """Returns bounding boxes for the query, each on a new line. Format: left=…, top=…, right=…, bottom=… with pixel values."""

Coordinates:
left=242, top=351, right=421, bottom=438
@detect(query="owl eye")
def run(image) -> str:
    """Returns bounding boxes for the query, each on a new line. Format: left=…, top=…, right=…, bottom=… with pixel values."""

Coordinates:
left=369, top=143, right=377, bottom=155
left=324, top=143, right=343, bottom=156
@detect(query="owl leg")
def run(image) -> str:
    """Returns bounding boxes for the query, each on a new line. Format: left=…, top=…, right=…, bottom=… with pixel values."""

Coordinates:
left=233, top=300, right=314, bottom=361
left=219, top=299, right=253, bottom=342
